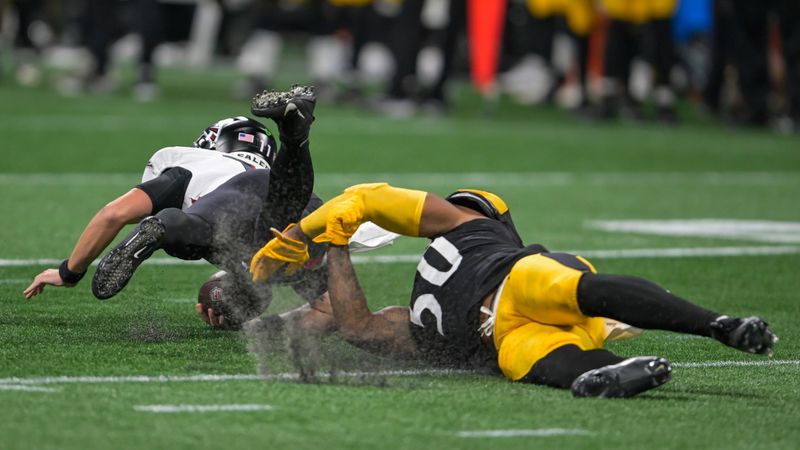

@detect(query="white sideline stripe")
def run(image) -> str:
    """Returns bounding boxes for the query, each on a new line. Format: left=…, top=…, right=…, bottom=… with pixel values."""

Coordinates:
left=589, top=219, right=800, bottom=244
left=134, top=404, right=273, bottom=413
left=0, top=384, right=60, bottom=393
left=0, top=278, right=29, bottom=284
left=168, top=298, right=200, bottom=304
left=0, top=362, right=796, bottom=387
left=3, top=245, right=800, bottom=268
left=0, top=258, right=206, bottom=267
left=674, top=360, right=800, bottom=368
left=2, top=172, right=799, bottom=187
left=457, top=429, right=592, bottom=438
left=0, top=369, right=469, bottom=386
left=570, top=245, right=800, bottom=259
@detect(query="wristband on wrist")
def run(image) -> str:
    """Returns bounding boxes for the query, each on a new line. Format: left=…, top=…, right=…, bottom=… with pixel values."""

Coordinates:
left=59, top=259, right=87, bottom=285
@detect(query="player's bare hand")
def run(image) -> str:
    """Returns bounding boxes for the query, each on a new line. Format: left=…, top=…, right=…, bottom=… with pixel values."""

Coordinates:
left=23, top=269, right=73, bottom=299
left=195, top=303, right=225, bottom=328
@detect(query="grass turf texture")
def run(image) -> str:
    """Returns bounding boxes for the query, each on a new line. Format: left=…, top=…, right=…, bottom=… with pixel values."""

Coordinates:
left=1, top=73, right=800, bottom=449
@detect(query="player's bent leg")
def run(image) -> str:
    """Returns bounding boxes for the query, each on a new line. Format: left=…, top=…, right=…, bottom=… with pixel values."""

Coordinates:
left=570, top=355, right=672, bottom=398
left=495, top=319, right=605, bottom=381
left=521, top=344, right=624, bottom=388
left=577, top=273, right=778, bottom=355
left=92, top=215, right=166, bottom=299
left=578, top=273, right=718, bottom=335
left=157, top=208, right=213, bottom=260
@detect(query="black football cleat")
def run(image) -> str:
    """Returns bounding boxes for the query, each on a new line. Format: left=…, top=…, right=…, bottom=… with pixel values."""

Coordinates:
left=710, top=315, right=778, bottom=356
left=571, top=356, right=672, bottom=398
left=92, top=216, right=165, bottom=300
left=250, top=84, right=316, bottom=145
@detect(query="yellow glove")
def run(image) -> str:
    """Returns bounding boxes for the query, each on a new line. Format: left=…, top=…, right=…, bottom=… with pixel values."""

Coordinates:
left=313, top=195, right=365, bottom=246
left=250, top=224, right=309, bottom=282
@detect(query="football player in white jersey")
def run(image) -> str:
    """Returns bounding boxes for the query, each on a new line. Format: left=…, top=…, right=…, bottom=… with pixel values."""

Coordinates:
left=24, top=86, right=334, bottom=331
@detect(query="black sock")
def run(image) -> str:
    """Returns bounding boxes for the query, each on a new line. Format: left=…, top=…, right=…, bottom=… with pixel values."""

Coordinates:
left=520, top=345, right=624, bottom=388
left=263, top=140, right=314, bottom=228
left=578, top=273, right=719, bottom=337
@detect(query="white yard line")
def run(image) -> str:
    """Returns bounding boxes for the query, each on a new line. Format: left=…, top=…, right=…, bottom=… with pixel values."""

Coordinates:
left=2, top=172, right=798, bottom=187
left=457, top=429, right=592, bottom=438
left=2, top=245, right=799, bottom=268
left=0, top=278, right=29, bottom=284
left=674, top=360, right=800, bottom=368
left=589, top=219, right=800, bottom=244
left=0, top=361, right=796, bottom=387
left=0, top=385, right=60, bottom=393
left=569, top=245, right=800, bottom=258
left=167, top=298, right=201, bottom=304
left=134, top=404, right=273, bottom=413
left=0, top=369, right=469, bottom=386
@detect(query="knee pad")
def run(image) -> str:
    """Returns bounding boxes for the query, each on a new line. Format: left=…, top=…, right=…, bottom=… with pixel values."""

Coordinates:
left=155, top=208, right=212, bottom=259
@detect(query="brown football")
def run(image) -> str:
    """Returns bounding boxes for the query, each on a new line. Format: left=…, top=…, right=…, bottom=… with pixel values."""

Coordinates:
left=197, top=271, right=271, bottom=330
left=197, top=271, right=236, bottom=329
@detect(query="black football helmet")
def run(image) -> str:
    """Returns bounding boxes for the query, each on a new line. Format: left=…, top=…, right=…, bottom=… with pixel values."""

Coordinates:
left=193, top=116, right=277, bottom=168
left=445, top=189, right=522, bottom=244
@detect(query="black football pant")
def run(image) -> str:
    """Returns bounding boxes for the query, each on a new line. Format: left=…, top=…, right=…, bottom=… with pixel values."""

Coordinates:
left=156, top=139, right=315, bottom=274
left=523, top=273, right=720, bottom=388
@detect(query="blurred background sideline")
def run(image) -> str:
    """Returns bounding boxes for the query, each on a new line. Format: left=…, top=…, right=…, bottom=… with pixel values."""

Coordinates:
left=0, top=0, right=798, bottom=133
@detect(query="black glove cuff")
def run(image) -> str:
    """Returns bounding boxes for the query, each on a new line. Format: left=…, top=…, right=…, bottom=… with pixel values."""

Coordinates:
left=59, top=259, right=87, bottom=285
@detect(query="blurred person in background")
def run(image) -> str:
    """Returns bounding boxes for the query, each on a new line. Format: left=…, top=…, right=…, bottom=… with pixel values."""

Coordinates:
left=327, top=0, right=376, bottom=102
left=59, top=0, right=176, bottom=101
left=728, top=0, right=800, bottom=131
left=376, top=0, right=423, bottom=116
left=703, top=0, right=742, bottom=120
left=376, top=0, right=466, bottom=117
left=1, top=0, right=52, bottom=86
left=503, top=0, right=594, bottom=110
left=593, top=0, right=678, bottom=123
left=234, top=0, right=351, bottom=101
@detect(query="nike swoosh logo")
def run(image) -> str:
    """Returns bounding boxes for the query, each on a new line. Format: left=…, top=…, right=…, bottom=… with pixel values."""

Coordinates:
left=133, top=246, right=148, bottom=259
left=284, top=103, right=304, bottom=118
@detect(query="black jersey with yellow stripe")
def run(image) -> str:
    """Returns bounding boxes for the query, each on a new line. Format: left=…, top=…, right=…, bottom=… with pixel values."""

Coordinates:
left=408, top=218, right=546, bottom=370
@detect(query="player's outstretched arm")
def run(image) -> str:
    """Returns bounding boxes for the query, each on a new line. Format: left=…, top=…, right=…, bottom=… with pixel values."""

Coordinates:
left=23, top=188, right=152, bottom=299
left=251, top=183, right=483, bottom=282
left=326, top=244, right=417, bottom=357
left=300, top=183, right=481, bottom=241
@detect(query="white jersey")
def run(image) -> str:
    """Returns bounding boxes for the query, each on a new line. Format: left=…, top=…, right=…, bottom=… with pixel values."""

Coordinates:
left=141, top=146, right=270, bottom=210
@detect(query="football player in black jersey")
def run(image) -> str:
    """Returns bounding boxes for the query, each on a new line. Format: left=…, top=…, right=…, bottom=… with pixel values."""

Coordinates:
left=24, top=86, right=334, bottom=332
left=250, top=183, right=778, bottom=398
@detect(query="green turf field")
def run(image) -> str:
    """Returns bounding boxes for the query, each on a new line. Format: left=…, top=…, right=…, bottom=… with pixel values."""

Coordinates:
left=1, top=72, right=799, bottom=450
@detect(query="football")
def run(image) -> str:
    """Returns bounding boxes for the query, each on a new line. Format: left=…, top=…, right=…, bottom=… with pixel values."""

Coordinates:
left=197, top=271, right=272, bottom=330
left=197, top=270, right=232, bottom=325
